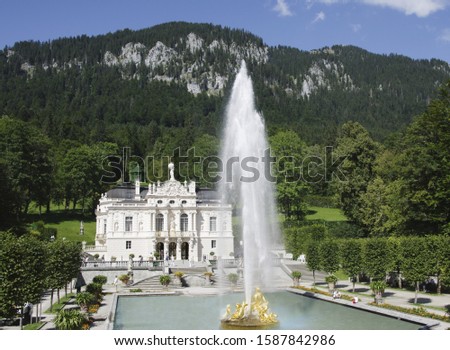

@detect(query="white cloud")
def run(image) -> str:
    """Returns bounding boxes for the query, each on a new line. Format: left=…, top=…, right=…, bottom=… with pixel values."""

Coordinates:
left=438, top=28, right=450, bottom=42
left=362, top=0, right=448, bottom=17
left=312, top=11, right=326, bottom=23
left=273, top=0, right=294, bottom=16
left=307, top=0, right=449, bottom=17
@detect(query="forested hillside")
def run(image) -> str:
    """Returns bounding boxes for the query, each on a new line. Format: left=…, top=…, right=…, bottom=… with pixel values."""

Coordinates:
left=1, top=21, right=449, bottom=151
left=1, top=22, right=450, bottom=235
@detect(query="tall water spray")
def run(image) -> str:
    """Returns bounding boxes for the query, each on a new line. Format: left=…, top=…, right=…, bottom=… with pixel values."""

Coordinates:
left=220, top=61, right=281, bottom=308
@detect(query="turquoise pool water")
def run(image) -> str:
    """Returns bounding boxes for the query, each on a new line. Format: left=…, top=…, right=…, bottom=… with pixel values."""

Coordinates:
left=113, top=291, right=419, bottom=330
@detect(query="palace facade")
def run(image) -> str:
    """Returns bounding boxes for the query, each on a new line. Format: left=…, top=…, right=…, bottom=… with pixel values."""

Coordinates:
left=89, top=168, right=234, bottom=262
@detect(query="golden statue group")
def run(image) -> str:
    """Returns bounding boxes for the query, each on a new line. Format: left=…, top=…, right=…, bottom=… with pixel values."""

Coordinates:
left=221, top=288, right=278, bottom=328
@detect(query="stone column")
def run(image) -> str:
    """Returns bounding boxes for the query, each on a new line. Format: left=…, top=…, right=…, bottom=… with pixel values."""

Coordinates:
left=164, top=238, right=169, bottom=260
left=176, top=238, right=182, bottom=260
left=196, top=238, right=201, bottom=262
left=189, top=238, right=195, bottom=262
left=193, top=212, right=197, bottom=232
left=152, top=239, right=157, bottom=255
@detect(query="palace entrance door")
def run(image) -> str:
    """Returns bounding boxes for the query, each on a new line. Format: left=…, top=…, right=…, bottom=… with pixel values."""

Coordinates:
left=181, top=242, right=189, bottom=260
left=169, top=242, right=176, bottom=259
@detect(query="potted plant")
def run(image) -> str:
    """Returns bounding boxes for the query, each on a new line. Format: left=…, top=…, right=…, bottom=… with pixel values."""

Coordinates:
left=204, top=271, right=214, bottom=284
left=54, top=309, right=89, bottom=330
left=110, top=256, right=117, bottom=262
left=93, top=253, right=99, bottom=266
left=118, top=274, right=130, bottom=286
left=209, top=251, right=217, bottom=266
left=173, top=271, right=184, bottom=286
left=291, top=271, right=302, bottom=287
left=154, top=251, right=160, bottom=260
left=92, top=275, right=107, bottom=285
left=85, top=282, right=103, bottom=303
left=325, top=275, right=338, bottom=291
left=160, top=275, right=171, bottom=288
left=228, top=273, right=239, bottom=288
left=370, top=280, right=387, bottom=304
left=75, top=292, right=95, bottom=312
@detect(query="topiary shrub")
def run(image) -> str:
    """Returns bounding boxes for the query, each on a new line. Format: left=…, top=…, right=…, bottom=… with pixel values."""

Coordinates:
left=174, top=271, right=184, bottom=279
left=325, top=275, right=338, bottom=291
left=228, top=273, right=239, bottom=285
left=159, top=275, right=171, bottom=287
left=325, top=275, right=338, bottom=283
left=118, top=274, right=130, bottom=285
left=85, top=283, right=103, bottom=302
left=291, top=271, right=302, bottom=286
left=370, top=280, right=387, bottom=303
left=92, top=275, right=107, bottom=285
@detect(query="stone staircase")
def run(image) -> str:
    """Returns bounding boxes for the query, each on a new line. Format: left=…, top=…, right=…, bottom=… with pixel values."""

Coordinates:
left=122, top=263, right=290, bottom=292
left=123, top=274, right=178, bottom=292
left=122, top=268, right=246, bottom=291
left=210, top=270, right=244, bottom=289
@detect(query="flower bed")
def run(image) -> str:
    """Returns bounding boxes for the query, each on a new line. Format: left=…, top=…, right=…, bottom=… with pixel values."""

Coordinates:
left=369, top=303, right=450, bottom=323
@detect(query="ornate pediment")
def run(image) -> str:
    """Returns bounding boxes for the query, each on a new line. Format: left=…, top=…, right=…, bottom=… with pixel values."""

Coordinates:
left=153, top=180, right=192, bottom=197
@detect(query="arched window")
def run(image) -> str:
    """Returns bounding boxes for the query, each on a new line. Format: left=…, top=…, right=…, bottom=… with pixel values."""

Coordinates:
left=156, top=213, right=164, bottom=231
left=180, top=214, right=188, bottom=232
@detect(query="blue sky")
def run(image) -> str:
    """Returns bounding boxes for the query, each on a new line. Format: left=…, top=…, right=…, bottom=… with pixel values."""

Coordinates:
left=1, top=0, right=449, bottom=62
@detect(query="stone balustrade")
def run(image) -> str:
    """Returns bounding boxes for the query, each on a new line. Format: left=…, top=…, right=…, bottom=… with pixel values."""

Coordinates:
left=81, top=260, right=165, bottom=270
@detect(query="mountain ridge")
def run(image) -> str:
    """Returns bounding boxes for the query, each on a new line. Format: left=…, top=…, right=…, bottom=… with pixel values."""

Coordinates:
left=1, top=21, right=449, bottom=148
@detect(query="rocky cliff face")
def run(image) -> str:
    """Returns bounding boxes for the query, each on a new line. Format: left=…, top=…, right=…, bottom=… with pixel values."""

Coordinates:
left=7, top=23, right=450, bottom=100
left=100, top=32, right=268, bottom=95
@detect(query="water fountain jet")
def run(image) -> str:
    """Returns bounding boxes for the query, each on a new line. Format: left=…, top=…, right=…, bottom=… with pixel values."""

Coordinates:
left=219, top=61, right=280, bottom=328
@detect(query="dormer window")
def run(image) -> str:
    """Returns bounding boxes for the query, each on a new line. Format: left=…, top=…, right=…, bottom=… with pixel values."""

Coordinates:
left=157, top=200, right=163, bottom=204
left=169, top=200, right=175, bottom=204
left=182, top=200, right=187, bottom=205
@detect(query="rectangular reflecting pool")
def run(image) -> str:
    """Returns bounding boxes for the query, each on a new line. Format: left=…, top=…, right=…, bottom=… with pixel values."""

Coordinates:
left=113, top=291, right=419, bottom=330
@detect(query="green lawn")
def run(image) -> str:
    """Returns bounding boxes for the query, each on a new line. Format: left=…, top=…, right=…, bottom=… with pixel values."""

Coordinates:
left=44, top=293, right=76, bottom=314
left=46, top=218, right=96, bottom=244
left=235, top=206, right=347, bottom=226
left=27, top=208, right=96, bottom=244
left=306, top=206, right=347, bottom=222
left=24, top=322, right=45, bottom=330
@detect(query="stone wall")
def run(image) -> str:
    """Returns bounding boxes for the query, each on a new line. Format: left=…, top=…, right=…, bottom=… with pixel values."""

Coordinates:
left=79, top=268, right=161, bottom=285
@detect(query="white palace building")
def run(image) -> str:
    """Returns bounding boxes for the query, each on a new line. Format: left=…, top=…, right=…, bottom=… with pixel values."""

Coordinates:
left=87, top=164, right=234, bottom=262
